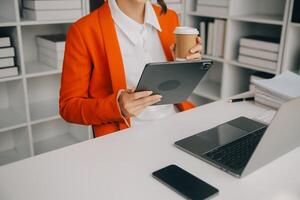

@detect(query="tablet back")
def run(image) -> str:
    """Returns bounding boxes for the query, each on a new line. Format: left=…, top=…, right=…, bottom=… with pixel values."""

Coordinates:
left=136, top=60, right=212, bottom=105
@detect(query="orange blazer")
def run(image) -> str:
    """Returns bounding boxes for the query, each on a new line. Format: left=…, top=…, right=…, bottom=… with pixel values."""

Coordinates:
left=59, top=2, right=195, bottom=137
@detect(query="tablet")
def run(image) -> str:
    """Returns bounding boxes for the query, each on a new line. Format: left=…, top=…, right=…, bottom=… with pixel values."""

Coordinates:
left=136, top=60, right=212, bottom=105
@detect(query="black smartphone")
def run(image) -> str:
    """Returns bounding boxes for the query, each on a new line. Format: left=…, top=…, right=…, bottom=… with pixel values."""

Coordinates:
left=152, top=165, right=219, bottom=200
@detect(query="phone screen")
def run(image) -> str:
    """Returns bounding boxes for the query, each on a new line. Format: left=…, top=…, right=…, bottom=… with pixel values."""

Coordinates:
left=152, top=165, right=219, bottom=200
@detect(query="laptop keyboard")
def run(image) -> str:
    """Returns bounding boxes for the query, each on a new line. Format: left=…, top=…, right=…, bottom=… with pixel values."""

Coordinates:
left=203, top=127, right=267, bottom=173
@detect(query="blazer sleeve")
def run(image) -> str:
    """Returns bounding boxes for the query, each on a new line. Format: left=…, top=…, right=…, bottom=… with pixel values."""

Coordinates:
left=59, top=24, right=124, bottom=125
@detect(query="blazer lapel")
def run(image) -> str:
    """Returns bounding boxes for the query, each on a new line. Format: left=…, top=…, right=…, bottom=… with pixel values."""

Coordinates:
left=98, top=3, right=127, bottom=92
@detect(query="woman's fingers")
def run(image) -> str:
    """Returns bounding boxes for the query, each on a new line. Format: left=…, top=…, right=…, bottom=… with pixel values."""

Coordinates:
left=187, top=37, right=203, bottom=60
left=119, top=91, right=162, bottom=117
left=187, top=53, right=202, bottom=60
left=196, top=36, right=202, bottom=44
left=129, top=96, right=162, bottom=116
left=190, top=44, right=203, bottom=54
left=130, top=90, right=153, bottom=100
left=130, top=94, right=162, bottom=108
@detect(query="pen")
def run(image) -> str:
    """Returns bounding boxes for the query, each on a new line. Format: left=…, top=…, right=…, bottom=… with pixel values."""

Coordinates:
left=229, top=97, right=255, bottom=103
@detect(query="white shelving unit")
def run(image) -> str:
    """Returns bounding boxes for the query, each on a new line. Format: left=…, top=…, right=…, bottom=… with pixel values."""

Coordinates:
left=282, top=0, right=300, bottom=74
left=183, top=0, right=292, bottom=104
left=0, top=0, right=92, bottom=166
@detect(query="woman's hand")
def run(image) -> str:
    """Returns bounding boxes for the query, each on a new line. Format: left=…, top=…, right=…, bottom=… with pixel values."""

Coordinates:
left=170, top=36, right=203, bottom=60
left=118, top=89, right=162, bottom=118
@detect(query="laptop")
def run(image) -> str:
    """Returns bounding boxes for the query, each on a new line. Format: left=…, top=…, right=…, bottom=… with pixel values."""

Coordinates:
left=175, top=98, right=300, bottom=178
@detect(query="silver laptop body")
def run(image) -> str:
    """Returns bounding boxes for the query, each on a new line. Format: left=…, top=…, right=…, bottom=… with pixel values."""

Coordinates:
left=175, top=98, right=300, bottom=178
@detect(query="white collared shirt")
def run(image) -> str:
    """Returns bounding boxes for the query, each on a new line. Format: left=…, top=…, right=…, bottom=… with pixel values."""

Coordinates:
left=108, top=0, right=178, bottom=126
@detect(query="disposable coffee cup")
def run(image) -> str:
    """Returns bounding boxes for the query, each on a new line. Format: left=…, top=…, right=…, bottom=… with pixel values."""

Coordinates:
left=174, top=27, right=199, bottom=61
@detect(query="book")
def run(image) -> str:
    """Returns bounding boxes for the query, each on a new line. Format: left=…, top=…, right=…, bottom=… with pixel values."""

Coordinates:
left=254, top=93, right=282, bottom=109
left=0, top=57, right=15, bottom=68
left=238, top=55, right=277, bottom=70
left=0, top=66, right=18, bottom=79
left=196, top=5, right=228, bottom=18
left=23, top=9, right=82, bottom=21
left=0, top=37, right=11, bottom=48
left=39, top=53, right=63, bottom=69
left=23, top=0, right=82, bottom=10
left=207, top=22, right=214, bottom=55
left=36, top=34, right=66, bottom=52
left=197, top=0, right=229, bottom=7
left=38, top=46, right=64, bottom=61
left=0, top=47, right=15, bottom=58
left=250, top=72, right=275, bottom=83
left=249, top=72, right=275, bottom=91
left=240, top=36, right=280, bottom=53
left=239, top=46, right=278, bottom=62
left=212, top=19, right=226, bottom=57
left=199, top=21, right=206, bottom=54
left=252, top=71, right=300, bottom=101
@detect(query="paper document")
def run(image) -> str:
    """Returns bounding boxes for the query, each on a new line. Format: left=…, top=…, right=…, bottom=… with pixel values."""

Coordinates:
left=252, top=71, right=300, bottom=100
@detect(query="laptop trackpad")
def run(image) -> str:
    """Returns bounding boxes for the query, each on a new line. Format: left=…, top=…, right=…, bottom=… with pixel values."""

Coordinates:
left=176, top=123, right=249, bottom=156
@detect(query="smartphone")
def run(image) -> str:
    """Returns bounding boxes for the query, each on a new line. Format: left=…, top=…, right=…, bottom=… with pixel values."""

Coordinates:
left=152, top=165, right=219, bottom=200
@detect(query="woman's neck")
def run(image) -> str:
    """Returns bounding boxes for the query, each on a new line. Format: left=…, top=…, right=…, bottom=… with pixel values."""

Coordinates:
left=116, top=0, right=146, bottom=24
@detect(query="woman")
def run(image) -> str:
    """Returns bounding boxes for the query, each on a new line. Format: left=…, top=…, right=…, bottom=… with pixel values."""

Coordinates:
left=59, top=0, right=202, bottom=137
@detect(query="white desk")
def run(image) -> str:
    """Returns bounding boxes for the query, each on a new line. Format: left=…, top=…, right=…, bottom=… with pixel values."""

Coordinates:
left=0, top=101, right=299, bottom=200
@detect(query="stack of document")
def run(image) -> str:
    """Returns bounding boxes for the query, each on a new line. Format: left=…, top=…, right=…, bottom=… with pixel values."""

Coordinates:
left=196, top=0, right=229, bottom=18
left=0, top=37, right=18, bottom=78
left=238, top=36, right=280, bottom=71
left=22, top=0, right=82, bottom=21
left=36, top=34, right=66, bottom=69
left=249, top=72, right=274, bottom=92
left=252, top=71, right=300, bottom=109
left=199, top=19, right=226, bottom=57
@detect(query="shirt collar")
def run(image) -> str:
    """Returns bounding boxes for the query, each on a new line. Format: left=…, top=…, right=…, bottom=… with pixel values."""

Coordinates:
left=108, top=0, right=162, bottom=45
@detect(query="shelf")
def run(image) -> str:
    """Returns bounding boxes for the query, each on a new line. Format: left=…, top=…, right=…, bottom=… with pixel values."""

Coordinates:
left=230, top=14, right=283, bottom=25
left=21, top=24, right=69, bottom=72
left=32, top=119, right=89, bottom=155
left=203, top=55, right=225, bottom=63
left=25, top=61, right=61, bottom=78
left=29, top=99, right=59, bottom=122
left=229, top=60, right=277, bottom=74
left=0, top=127, right=31, bottom=166
left=0, top=75, right=22, bottom=83
left=34, top=132, right=80, bottom=155
left=31, top=115, right=61, bottom=125
left=290, top=22, right=300, bottom=28
left=0, top=107, right=27, bottom=131
left=193, top=80, right=221, bottom=101
left=0, top=79, right=27, bottom=131
left=0, top=149, right=26, bottom=166
left=20, top=19, right=75, bottom=26
left=0, top=17, right=17, bottom=27
left=188, top=11, right=228, bottom=19
left=0, top=122, right=27, bottom=134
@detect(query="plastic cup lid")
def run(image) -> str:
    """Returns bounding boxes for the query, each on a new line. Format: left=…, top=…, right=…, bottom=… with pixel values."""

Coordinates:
left=174, top=27, right=199, bottom=35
